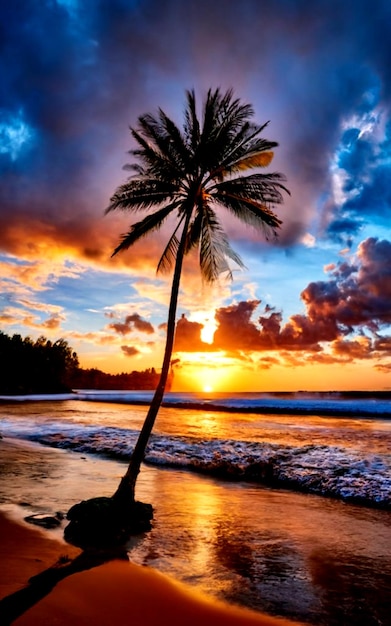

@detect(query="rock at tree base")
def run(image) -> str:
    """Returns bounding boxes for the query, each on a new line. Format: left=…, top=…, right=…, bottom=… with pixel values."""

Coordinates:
left=25, top=512, right=64, bottom=529
left=64, top=497, right=153, bottom=549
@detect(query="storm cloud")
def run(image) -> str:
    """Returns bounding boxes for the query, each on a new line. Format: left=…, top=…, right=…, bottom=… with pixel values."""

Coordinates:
left=184, top=238, right=391, bottom=362
left=1, top=0, right=391, bottom=260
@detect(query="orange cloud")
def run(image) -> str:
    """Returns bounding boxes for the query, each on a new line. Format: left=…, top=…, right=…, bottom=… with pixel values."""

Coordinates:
left=174, top=315, right=207, bottom=352
left=170, top=240, right=391, bottom=376
left=0, top=209, right=176, bottom=282
left=0, top=304, right=65, bottom=333
left=21, top=314, right=64, bottom=331
left=69, top=331, right=119, bottom=345
left=107, top=313, right=155, bottom=336
left=331, top=337, right=373, bottom=360
left=121, top=345, right=140, bottom=357
left=258, top=355, right=282, bottom=370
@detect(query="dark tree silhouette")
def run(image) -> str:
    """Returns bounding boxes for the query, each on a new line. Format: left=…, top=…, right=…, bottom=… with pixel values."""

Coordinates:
left=0, top=332, right=78, bottom=394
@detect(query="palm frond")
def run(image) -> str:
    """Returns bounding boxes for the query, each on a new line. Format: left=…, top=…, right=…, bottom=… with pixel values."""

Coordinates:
left=156, top=217, right=185, bottom=274
left=197, top=90, right=265, bottom=175
left=215, top=172, right=290, bottom=203
left=158, top=109, right=192, bottom=169
left=236, top=150, right=274, bottom=171
left=135, top=110, right=193, bottom=179
left=184, top=90, right=200, bottom=152
left=208, top=131, right=278, bottom=182
left=216, top=123, right=270, bottom=165
left=220, top=151, right=274, bottom=176
left=212, top=190, right=283, bottom=231
left=111, top=202, right=180, bottom=256
left=129, top=127, right=183, bottom=181
left=122, top=163, right=146, bottom=175
left=185, top=209, right=203, bottom=253
left=200, top=205, right=245, bottom=282
left=105, top=179, right=177, bottom=214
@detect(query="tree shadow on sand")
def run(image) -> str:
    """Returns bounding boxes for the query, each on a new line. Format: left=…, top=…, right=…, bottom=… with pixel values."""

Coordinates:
left=0, top=545, right=132, bottom=625
left=0, top=497, right=152, bottom=626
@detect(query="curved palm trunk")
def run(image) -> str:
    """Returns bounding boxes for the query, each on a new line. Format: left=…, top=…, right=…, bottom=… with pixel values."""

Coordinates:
left=112, top=210, right=192, bottom=508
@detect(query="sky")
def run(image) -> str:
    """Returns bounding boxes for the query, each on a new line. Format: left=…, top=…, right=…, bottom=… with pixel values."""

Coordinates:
left=1, top=0, right=391, bottom=392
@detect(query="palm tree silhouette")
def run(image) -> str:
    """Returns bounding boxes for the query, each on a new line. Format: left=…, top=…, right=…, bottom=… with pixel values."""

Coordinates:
left=107, top=88, right=289, bottom=508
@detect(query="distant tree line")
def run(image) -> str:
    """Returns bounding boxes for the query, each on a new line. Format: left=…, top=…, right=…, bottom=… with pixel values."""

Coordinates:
left=0, top=331, right=168, bottom=395
left=0, top=331, right=79, bottom=394
left=69, top=367, right=162, bottom=391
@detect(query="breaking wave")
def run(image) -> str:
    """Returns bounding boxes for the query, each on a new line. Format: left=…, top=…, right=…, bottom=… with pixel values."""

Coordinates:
left=2, top=421, right=389, bottom=510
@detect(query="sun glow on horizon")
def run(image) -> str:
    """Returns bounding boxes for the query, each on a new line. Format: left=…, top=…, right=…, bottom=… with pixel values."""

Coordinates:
left=172, top=351, right=239, bottom=392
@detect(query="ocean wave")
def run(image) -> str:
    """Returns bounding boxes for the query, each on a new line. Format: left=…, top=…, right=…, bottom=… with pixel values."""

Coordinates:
left=2, top=390, right=391, bottom=418
left=8, top=424, right=389, bottom=510
left=74, top=391, right=391, bottom=418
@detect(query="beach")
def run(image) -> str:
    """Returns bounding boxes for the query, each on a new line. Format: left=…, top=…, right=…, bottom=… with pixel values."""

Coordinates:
left=1, top=393, right=391, bottom=624
left=0, top=511, right=307, bottom=626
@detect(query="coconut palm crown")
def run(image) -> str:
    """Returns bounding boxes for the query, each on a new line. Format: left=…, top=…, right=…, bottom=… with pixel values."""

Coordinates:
left=106, top=88, right=289, bottom=507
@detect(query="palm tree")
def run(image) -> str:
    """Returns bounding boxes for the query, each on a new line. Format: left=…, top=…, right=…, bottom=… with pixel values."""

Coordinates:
left=107, top=88, right=289, bottom=509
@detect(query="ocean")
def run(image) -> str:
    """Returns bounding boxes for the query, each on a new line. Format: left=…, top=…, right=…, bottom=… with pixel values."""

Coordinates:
left=1, top=390, right=391, bottom=625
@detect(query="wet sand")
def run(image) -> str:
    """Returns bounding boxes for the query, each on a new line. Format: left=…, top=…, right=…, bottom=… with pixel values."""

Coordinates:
left=0, top=512, right=305, bottom=626
left=1, top=437, right=390, bottom=625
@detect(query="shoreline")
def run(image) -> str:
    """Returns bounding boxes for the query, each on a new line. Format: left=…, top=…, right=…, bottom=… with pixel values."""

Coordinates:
left=1, top=390, right=391, bottom=420
left=1, top=436, right=391, bottom=625
left=2, top=431, right=389, bottom=511
left=1, top=402, right=391, bottom=624
left=0, top=511, right=306, bottom=626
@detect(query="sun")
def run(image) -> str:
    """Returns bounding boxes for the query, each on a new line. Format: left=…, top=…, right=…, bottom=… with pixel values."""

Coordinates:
left=203, top=385, right=213, bottom=393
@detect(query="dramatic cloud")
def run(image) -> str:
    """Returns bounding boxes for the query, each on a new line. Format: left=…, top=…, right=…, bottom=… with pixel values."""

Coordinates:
left=107, top=313, right=154, bottom=336
left=121, top=345, right=140, bottom=357
left=325, top=111, right=391, bottom=244
left=303, top=238, right=391, bottom=331
left=1, top=0, right=390, bottom=260
left=174, top=315, right=206, bottom=352
left=181, top=238, right=391, bottom=364
left=213, top=301, right=263, bottom=350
